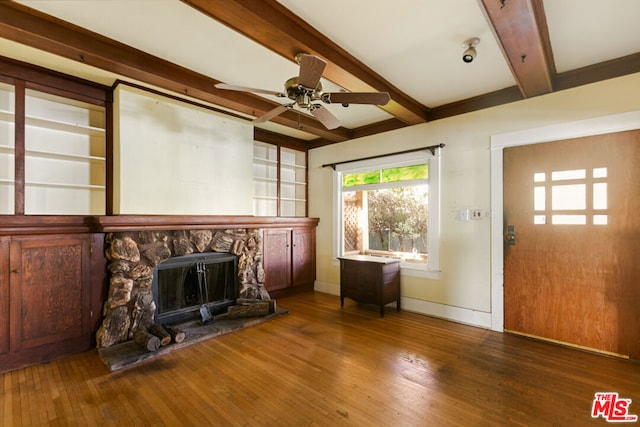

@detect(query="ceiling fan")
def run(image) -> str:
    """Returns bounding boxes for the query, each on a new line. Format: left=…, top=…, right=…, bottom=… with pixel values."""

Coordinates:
left=214, top=53, right=391, bottom=130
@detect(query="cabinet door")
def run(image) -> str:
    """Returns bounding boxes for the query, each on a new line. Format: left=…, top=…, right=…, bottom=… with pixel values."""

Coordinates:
left=263, top=229, right=292, bottom=291
left=0, top=237, right=9, bottom=354
left=292, top=228, right=315, bottom=286
left=9, top=235, right=92, bottom=352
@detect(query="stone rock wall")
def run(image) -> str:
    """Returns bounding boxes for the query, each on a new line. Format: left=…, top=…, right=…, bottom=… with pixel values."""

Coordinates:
left=96, top=228, right=268, bottom=348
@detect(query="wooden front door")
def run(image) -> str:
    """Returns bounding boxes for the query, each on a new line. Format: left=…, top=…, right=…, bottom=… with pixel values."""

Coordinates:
left=503, top=129, right=640, bottom=358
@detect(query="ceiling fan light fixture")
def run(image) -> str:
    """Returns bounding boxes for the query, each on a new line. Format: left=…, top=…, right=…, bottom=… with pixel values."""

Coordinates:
left=462, top=37, right=480, bottom=63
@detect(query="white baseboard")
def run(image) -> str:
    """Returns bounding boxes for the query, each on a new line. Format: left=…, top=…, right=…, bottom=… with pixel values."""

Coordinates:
left=313, top=281, right=493, bottom=330
left=400, top=297, right=492, bottom=329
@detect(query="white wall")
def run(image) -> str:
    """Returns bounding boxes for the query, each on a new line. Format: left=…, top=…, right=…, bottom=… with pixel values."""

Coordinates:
left=309, top=72, right=640, bottom=329
left=113, top=85, right=253, bottom=215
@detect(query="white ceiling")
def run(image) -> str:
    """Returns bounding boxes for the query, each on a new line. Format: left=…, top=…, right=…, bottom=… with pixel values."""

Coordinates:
left=8, top=0, right=640, bottom=140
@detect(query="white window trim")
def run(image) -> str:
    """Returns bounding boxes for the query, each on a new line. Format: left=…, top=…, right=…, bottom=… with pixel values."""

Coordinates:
left=332, top=150, right=440, bottom=275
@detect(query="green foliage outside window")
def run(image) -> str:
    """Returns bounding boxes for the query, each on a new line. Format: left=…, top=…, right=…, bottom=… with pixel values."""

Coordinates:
left=343, top=164, right=428, bottom=187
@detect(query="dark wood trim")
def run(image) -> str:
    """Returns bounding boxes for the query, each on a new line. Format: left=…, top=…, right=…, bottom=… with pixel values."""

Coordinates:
left=105, top=98, right=114, bottom=216
left=2, top=1, right=637, bottom=150
left=89, top=233, right=108, bottom=337
left=0, top=335, right=92, bottom=374
left=181, top=0, right=428, bottom=126
left=92, top=215, right=319, bottom=233
left=0, top=216, right=95, bottom=235
left=427, top=86, right=524, bottom=121
left=530, top=0, right=556, bottom=76
left=0, top=55, right=109, bottom=104
left=253, top=128, right=308, bottom=152
left=0, top=236, right=8, bottom=355
left=0, top=75, right=14, bottom=85
left=479, top=0, right=553, bottom=97
left=348, top=119, right=409, bottom=142
left=1, top=55, right=112, bottom=217
left=268, top=282, right=314, bottom=299
left=13, top=80, right=25, bottom=215
left=553, top=52, right=640, bottom=92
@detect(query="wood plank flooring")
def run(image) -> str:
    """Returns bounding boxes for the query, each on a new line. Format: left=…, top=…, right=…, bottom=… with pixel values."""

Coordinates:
left=2, top=291, right=639, bottom=426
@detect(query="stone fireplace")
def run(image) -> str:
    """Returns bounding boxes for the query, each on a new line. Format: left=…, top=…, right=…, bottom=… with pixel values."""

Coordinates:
left=96, top=227, right=269, bottom=349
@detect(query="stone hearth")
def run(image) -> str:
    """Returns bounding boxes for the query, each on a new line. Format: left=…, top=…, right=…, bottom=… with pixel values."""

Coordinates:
left=97, top=228, right=270, bottom=349
left=98, top=306, right=288, bottom=372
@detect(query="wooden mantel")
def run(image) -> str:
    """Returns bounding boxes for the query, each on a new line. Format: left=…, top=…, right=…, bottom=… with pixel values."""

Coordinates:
left=0, top=215, right=319, bottom=235
left=92, top=215, right=319, bottom=232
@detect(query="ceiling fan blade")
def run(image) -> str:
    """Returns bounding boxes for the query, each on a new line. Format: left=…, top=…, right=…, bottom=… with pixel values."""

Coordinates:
left=253, top=104, right=290, bottom=124
left=297, top=54, right=327, bottom=89
left=322, top=92, right=391, bottom=105
left=215, top=83, right=284, bottom=97
left=310, top=105, right=341, bottom=130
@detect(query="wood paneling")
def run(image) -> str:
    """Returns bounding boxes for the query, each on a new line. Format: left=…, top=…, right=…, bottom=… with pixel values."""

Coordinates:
left=263, top=229, right=292, bottom=291
left=0, top=237, right=8, bottom=355
left=291, top=227, right=315, bottom=286
left=8, top=235, right=91, bottom=352
left=1, top=292, right=638, bottom=425
left=263, top=227, right=317, bottom=293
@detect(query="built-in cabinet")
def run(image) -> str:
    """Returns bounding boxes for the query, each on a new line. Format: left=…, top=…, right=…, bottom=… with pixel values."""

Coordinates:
left=23, top=90, right=106, bottom=215
left=263, top=224, right=316, bottom=293
left=9, top=234, right=92, bottom=352
left=0, top=224, right=106, bottom=373
left=0, top=58, right=318, bottom=373
left=0, top=79, right=107, bottom=216
left=253, top=141, right=307, bottom=217
left=0, top=60, right=111, bottom=373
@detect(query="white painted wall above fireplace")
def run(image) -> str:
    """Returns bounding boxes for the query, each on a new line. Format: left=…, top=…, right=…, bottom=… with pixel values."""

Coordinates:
left=112, top=84, right=254, bottom=215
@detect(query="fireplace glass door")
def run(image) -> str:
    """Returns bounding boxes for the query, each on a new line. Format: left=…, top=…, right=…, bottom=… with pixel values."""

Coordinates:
left=153, top=252, right=238, bottom=324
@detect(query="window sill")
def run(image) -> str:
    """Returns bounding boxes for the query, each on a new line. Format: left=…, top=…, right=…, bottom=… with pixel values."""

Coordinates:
left=332, top=257, right=440, bottom=280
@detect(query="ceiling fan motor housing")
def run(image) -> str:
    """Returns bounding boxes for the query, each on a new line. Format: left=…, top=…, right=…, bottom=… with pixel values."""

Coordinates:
left=285, top=76, right=322, bottom=107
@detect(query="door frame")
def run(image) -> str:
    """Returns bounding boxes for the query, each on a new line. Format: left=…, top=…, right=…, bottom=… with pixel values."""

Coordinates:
left=489, top=110, right=640, bottom=332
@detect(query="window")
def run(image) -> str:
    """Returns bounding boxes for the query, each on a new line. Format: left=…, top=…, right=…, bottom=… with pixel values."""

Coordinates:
left=334, top=151, right=440, bottom=274
left=533, top=167, right=607, bottom=225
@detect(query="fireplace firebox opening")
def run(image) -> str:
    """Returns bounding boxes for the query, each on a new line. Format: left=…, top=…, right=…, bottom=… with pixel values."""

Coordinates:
left=152, top=252, right=238, bottom=325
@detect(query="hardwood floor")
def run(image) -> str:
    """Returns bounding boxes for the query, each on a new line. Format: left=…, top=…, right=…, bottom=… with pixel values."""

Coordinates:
left=2, top=291, right=639, bottom=426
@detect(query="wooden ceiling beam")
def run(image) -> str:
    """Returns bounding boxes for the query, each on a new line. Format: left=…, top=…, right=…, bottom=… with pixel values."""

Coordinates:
left=0, top=1, right=347, bottom=141
left=479, top=0, right=554, bottom=98
left=181, top=0, right=428, bottom=125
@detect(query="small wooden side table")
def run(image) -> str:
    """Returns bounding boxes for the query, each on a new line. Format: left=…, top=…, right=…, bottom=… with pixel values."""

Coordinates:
left=338, top=255, right=401, bottom=317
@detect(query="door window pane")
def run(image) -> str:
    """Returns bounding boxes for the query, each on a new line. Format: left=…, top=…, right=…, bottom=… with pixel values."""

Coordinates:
left=552, top=184, right=586, bottom=210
